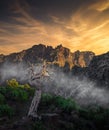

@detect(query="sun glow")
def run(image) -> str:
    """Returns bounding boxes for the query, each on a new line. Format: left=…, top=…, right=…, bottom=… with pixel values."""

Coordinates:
left=0, top=0, right=109, bottom=55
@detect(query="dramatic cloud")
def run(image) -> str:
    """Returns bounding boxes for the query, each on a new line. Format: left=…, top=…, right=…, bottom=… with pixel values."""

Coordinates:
left=90, top=0, right=109, bottom=11
left=0, top=0, right=109, bottom=54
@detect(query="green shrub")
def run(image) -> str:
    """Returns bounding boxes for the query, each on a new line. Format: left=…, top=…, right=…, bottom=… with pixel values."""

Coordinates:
left=0, top=85, right=34, bottom=102
left=26, top=88, right=35, bottom=96
left=10, top=88, right=29, bottom=102
left=41, top=93, right=79, bottom=112
left=17, top=84, right=30, bottom=89
left=5, top=79, right=34, bottom=99
left=18, top=89, right=29, bottom=101
left=0, top=104, right=14, bottom=118
left=18, top=84, right=35, bottom=96
left=7, top=79, right=31, bottom=89
left=24, top=84, right=31, bottom=89
left=0, top=87, right=7, bottom=95
left=54, top=96, right=78, bottom=112
left=0, top=93, right=5, bottom=104
left=18, top=85, right=25, bottom=88
left=78, top=106, right=109, bottom=124
left=6, top=79, right=19, bottom=87
left=41, top=93, right=53, bottom=105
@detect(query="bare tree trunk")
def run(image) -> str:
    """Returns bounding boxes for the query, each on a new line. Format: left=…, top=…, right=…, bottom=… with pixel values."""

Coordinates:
left=27, top=61, right=50, bottom=119
left=28, top=88, right=41, bottom=118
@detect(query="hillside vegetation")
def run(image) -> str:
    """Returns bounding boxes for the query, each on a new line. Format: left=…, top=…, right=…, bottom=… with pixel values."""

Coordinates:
left=0, top=79, right=109, bottom=130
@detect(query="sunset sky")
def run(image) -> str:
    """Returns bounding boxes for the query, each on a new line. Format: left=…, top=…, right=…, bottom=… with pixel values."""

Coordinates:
left=0, top=0, right=109, bottom=55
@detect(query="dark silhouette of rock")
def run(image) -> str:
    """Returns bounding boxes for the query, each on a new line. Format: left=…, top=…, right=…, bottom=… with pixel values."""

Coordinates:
left=0, top=44, right=95, bottom=69
left=87, top=52, right=109, bottom=87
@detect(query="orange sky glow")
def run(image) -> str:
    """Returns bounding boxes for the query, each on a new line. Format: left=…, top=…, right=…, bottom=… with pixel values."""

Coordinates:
left=0, top=0, right=109, bottom=55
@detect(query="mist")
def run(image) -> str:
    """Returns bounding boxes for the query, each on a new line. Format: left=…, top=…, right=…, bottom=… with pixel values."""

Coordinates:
left=0, top=63, right=29, bottom=83
left=41, top=67, right=109, bottom=107
left=0, top=62, right=109, bottom=107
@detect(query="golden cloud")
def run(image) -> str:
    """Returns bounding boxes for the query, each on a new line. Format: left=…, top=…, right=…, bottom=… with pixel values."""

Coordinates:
left=90, top=0, right=109, bottom=11
left=0, top=0, right=109, bottom=55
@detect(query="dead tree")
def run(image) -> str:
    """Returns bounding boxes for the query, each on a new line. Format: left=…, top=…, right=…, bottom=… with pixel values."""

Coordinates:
left=28, top=62, right=50, bottom=118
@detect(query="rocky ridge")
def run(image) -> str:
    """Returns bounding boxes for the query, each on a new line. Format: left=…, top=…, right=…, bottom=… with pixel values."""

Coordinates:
left=0, top=44, right=95, bottom=69
left=87, top=52, right=109, bottom=86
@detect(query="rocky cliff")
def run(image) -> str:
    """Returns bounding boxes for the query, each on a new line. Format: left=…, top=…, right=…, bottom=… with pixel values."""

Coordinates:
left=0, top=44, right=95, bottom=69
left=87, top=52, right=109, bottom=87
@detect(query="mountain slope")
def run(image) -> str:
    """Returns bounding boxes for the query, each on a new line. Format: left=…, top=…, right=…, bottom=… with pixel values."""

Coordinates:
left=1, top=83, right=109, bottom=130
left=0, top=44, right=95, bottom=69
left=87, top=52, right=109, bottom=86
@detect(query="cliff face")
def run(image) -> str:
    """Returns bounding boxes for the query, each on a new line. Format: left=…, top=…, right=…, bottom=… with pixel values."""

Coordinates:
left=87, top=52, right=109, bottom=86
left=0, top=44, right=95, bottom=68
left=72, top=50, right=94, bottom=68
left=51, top=45, right=94, bottom=68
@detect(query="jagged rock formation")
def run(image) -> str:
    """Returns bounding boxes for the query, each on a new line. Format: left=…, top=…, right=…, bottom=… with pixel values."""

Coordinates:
left=87, top=52, right=109, bottom=87
left=0, top=44, right=95, bottom=69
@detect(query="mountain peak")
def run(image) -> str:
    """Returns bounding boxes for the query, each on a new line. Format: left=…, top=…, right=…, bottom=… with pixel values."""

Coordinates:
left=0, top=44, right=95, bottom=68
left=55, top=44, right=63, bottom=49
